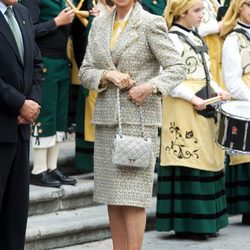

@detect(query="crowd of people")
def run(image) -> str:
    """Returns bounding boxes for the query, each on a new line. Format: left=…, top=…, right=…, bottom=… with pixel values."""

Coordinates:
left=0, top=0, right=250, bottom=249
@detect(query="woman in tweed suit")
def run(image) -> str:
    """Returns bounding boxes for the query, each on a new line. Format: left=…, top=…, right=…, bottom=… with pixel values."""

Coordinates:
left=79, top=0, right=185, bottom=248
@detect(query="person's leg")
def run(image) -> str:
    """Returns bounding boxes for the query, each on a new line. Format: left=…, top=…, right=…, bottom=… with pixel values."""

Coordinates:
left=48, top=143, right=77, bottom=185
left=32, top=148, right=47, bottom=174
left=47, top=143, right=59, bottom=171
left=108, top=205, right=128, bottom=250
left=122, top=206, right=146, bottom=250
left=0, top=143, right=16, bottom=249
left=0, top=138, right=29, bottom=250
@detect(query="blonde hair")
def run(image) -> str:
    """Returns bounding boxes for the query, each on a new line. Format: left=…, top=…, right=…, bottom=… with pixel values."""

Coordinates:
left=220, top=0, right=245, bottom=37
left=164, top=0, right=201, bottom=29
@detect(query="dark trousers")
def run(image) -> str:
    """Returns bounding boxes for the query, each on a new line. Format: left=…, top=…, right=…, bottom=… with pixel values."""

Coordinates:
left=0, top=131, right=30, bottom=250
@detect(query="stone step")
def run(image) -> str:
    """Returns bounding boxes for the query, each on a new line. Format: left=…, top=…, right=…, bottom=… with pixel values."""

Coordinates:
left=29, top=172, right=157, bottom=216
left=29, top=174, right=94, bottom=216
left=25, top=198, right=156, bottom=250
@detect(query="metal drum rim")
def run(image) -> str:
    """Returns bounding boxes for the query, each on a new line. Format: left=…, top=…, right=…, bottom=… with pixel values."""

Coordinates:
left=220, top=109, right=250, bottom=122
left=216, top=142, right=250, bottom=155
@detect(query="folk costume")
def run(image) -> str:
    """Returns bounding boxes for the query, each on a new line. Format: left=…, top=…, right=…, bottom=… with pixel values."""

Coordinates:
left=140, top=0, right=167, bottom=16
left=156, top=0, right=228, bottom=236
left=221, top=0, right=250, bottom=224
left=199, top=0, right=225, bottom=88
left=71, top=0, right=95, bottom=173
left=20, top=0, right=76, bottom=187
left=79, top=2, right=185, bottom=207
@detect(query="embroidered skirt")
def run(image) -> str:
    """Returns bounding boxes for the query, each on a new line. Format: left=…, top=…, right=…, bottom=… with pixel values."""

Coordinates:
left=156, top=166, right=228, bottom=233
left=93, top=124, right=158, bottom=208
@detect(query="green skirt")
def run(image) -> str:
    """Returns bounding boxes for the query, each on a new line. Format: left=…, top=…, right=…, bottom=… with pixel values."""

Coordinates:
left=225, top=158, right=250, bottom=214
left=74, top=86, right=94, bottom=173
left=156, top=166, right=228, bottom=233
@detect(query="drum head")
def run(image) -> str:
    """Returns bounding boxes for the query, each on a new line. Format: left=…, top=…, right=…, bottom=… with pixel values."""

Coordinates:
left=221, top=101, right=250, bottom=120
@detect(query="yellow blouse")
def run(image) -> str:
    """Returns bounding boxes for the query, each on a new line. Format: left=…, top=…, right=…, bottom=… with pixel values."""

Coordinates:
left=110, top=20, right=129, bottom=49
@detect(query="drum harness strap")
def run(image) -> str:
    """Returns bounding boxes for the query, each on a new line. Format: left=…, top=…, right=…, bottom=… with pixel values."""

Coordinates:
left=229, top=28, right=250, bottom=42
left=169, top=29, right=218, bottom=123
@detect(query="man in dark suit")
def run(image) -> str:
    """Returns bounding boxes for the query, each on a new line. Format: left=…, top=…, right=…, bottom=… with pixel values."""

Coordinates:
left=0, top=0, right=43, bottom=249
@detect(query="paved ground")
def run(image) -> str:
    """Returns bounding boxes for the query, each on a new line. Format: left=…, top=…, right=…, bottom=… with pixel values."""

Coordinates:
left=57, top=214, right=250, bottom=250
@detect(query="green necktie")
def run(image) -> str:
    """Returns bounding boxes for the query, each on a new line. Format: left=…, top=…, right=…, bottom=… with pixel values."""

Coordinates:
left=5, top=7, right=24, bottom=63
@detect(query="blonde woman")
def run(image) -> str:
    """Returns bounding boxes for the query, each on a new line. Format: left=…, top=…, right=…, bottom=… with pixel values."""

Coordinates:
left=156, top=0, right=230, bottom=240
left=221, top=0, right=250, bottom=225
left=79, top=0, right=185, bottom=249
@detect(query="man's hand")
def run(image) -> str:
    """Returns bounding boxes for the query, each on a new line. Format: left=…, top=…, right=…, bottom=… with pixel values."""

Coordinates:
left=54, top=7, right=75, bottom=27
left=17, top=115, right=30, bottom=125
left=20, top=100, right=40, bottom=124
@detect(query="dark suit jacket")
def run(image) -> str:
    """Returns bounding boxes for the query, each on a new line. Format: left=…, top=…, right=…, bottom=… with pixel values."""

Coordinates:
left=0, top=3, right=43, bottom=143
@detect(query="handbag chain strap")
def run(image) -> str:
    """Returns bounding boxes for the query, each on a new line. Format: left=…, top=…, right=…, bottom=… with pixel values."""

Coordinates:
left=116, top=88, right=147, bottom=139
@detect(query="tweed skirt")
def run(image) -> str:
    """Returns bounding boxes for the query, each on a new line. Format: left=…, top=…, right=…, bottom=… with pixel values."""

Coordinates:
left=93, top=124, right=158, bottom=208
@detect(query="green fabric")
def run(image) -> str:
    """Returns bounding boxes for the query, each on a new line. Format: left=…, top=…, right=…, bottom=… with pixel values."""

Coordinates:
left=40, top=0, right=65, bottom=22
left=73, top=0, right=95, bottom=172
left=225, top=158, right=250, bottom=214
left=141, top=0, right=166, bottom=16
left=32, top=57, right=70, bottom=137
left=223, top=0, right=231, bottom=8
left=156, top=166, right=228, bottom=233
left=74, top=86, right=94, bottom=172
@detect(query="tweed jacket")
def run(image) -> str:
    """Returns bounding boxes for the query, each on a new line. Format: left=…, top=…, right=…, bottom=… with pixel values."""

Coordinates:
left=79, top=2, right=185, bottom=127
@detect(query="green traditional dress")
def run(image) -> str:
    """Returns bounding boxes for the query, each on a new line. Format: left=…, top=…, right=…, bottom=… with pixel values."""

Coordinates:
left=156, top=24, right=228, bottom=234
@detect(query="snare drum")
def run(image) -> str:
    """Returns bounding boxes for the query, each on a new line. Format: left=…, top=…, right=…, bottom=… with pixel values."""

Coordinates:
left=217, top=101, right=250, bottom=154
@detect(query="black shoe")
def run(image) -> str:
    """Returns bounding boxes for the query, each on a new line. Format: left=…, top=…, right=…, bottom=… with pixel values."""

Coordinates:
left=31, top=170, right=61, bottom=188
left=49, top=169, right=77, bottom=185
left=174, top=232, right=209, bottom=240
left=207, top=233, right=219, bottom=238
left=242, top=213, right=250, bottom=225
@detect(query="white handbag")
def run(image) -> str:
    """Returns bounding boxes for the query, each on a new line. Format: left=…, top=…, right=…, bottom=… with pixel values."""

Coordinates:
left=112, top=88, right=153, bottom=168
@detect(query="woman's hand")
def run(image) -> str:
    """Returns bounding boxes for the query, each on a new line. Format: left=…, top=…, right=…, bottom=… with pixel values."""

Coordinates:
left=106, top=70, right=135, bottom=89
left=218, top=90, right=231, bottom=101
left=191, top=95, right=207, bottom=110
left=127, top=83, right=152, bottom=105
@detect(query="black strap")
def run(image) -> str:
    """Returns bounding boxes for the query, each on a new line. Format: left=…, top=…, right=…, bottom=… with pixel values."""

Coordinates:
left=169, top=30, right=211, bottom=98
left=230, top=28, right=250, bottom=42
left=223, top=0, right=230, bottom=8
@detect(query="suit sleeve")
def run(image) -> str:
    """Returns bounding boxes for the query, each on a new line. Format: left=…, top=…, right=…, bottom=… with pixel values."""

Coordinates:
left=20, top=0, right=57, bottom=38
left=0, top=79, right=26, bottom=116
left=26, top=11, right=44, bottom=104
left=146, top=16, right=186, bottom=95
left=79, top=18, right=107, bottom=92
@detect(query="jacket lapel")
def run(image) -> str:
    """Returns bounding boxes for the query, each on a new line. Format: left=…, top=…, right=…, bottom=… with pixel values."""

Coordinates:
left=101, top=12, right=116, bottom=69
left=0, top=11, right=23, bottom=66
left=110, top=2, right=141, bottom=66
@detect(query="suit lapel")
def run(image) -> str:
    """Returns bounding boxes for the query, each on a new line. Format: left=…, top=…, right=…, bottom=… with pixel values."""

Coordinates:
left=101, top=12, right=116, bottom=69
left=0, top=11, right=23, bottom=65
left=110, top=2, right=141, bottom=66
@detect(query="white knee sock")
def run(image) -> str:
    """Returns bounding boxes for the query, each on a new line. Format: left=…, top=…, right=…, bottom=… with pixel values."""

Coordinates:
left=32, top=148, right=48, bottom=174
left=47, top=143, right=59, bottom=171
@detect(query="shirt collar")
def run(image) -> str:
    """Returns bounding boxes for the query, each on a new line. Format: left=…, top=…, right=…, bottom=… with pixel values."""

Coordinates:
left=0, top=2, right=13, bottom=16
left=238, top=20, right=250, bottom=30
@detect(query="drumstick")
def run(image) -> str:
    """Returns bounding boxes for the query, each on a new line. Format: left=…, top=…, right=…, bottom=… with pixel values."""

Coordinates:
left=65, top=0, right=76, bottom=10
left=77, top=0, right=85, bottom=9
left=204, top=96, right=222, bottom=106
left=65, top=0, right=89, bottom=26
